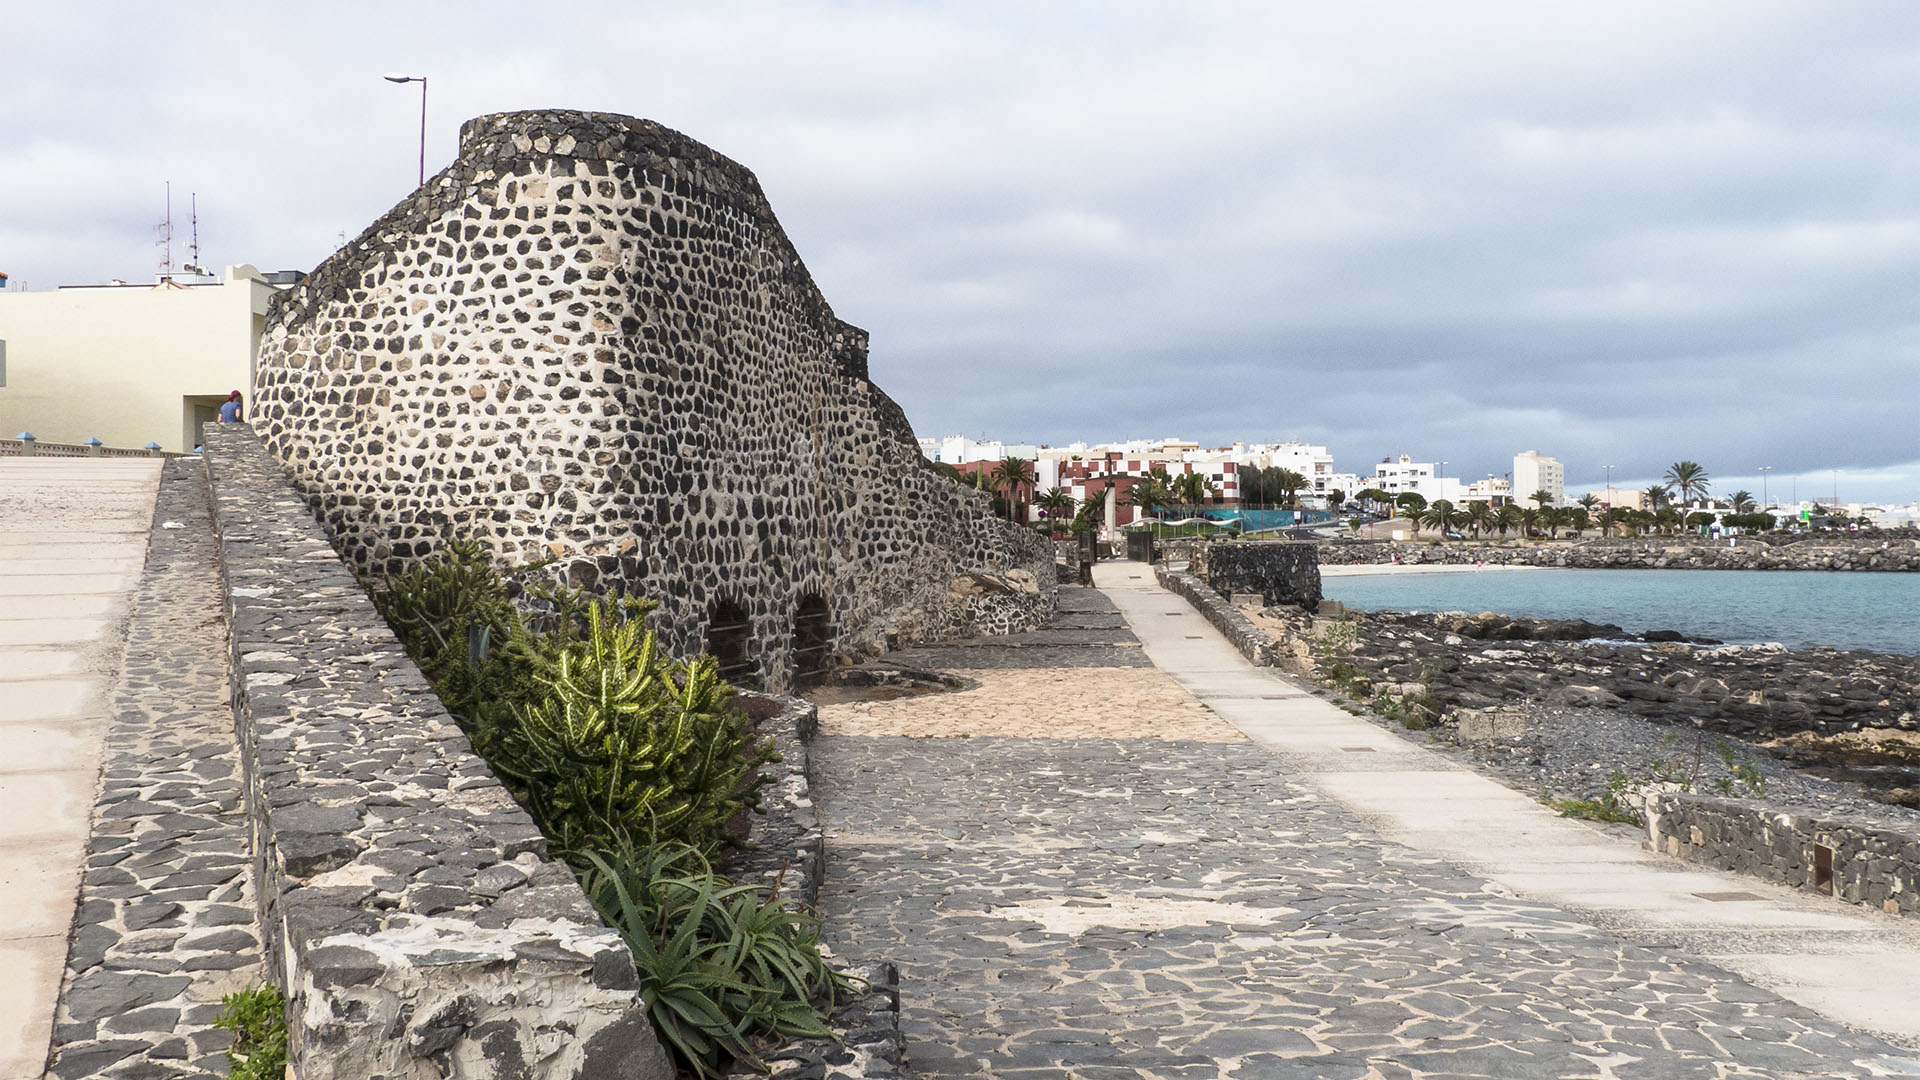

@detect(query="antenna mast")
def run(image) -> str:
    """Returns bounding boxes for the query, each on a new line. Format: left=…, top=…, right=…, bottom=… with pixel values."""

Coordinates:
left=154, top=181, right=175, bottom=280
left=182, top=193, right=208, bottom=276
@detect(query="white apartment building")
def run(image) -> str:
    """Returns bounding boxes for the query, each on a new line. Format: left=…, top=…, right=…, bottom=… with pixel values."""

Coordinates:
left=1240, top=441, right=1340, bottom=495
left=1513, top=451, right=1566, bottom=507
left=1368, top=454, right=1469, bottom=504
left=917, top=435, right=1042, bottom=466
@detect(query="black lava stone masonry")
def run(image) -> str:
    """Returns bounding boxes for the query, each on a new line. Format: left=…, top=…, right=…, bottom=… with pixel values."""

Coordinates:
left=251, top=109, right=1052, bottom=689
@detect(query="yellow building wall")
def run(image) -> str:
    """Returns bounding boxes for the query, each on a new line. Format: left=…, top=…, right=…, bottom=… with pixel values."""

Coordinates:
left=0, top=265, right=274, bottom=452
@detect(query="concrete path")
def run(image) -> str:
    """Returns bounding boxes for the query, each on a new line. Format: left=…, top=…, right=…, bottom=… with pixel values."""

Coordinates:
left=0, top=458, right=162, bottom=1080
left=1094, top=560, right=1920, bottom=1050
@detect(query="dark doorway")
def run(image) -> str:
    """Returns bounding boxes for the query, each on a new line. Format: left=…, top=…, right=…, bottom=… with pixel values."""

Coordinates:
left=706, top=600, right=757, bottom=688
left=791, top=594, right=832, bottom=687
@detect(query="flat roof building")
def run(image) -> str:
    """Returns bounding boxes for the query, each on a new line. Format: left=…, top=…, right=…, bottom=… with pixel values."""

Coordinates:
left=0, top=265, right=287, bottom=452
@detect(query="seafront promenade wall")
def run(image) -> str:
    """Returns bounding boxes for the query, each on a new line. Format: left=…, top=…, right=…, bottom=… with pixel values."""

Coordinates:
left=200, top=424, right=670, bottom=1079
left=1318, top=536, right=1920, bottom=571
left=1648, top=793, right=1918, bottom=918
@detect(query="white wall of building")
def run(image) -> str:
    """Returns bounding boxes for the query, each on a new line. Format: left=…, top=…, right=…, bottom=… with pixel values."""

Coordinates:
left=1368, top=454, right=1468, bottom=503
left=0, top=265, right=278, bottom=451
left=1513, top=451, right=1566, bottom=507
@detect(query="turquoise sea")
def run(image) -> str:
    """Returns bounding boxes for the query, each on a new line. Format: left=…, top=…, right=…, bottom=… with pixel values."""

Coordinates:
left=1320, top=569, right=1920, bottom=655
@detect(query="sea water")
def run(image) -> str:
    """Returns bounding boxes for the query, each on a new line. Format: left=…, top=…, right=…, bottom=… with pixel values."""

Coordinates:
left=1320, top=569, right=1920, bottom=655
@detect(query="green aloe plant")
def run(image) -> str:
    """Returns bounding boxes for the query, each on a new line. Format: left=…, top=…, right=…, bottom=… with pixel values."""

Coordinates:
left=581, top=845, right=857, bottom=1078
left=492, top=600, right=777, bottom=861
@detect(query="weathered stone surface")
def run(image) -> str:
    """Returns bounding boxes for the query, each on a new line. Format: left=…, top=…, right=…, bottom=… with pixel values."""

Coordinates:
left=249, top=108, right=1054, bottom=691
left=1648, top=793, right=1920, bottom=917
left=49, top=458, right=267, bottom=1079
left=1191, top=541, right=1322, bottom=610
left=198, top=427, right=669, bottom=1079
left=1155, top=567, right=1285, bottom=669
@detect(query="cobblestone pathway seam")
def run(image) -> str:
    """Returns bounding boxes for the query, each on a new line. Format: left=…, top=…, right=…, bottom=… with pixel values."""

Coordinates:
left=47, top=458, right=264, bottom=1080
left=815, top=587, right=1920, bottom=1080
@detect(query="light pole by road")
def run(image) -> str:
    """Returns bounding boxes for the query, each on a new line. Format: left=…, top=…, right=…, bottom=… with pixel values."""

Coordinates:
left=1758, top=466, right=1771, bottom=510
left=1603, top=464, right=1614, bottom=507
left=383, top=73, right=428, bottom=187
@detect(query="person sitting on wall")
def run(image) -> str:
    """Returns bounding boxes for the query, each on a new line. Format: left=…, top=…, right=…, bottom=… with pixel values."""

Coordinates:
left=218, top=390, right=243, bottom=423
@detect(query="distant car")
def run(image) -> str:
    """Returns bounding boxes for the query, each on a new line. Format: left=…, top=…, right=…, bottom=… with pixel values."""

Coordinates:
left=1443, top=530, right=1465, bottom=540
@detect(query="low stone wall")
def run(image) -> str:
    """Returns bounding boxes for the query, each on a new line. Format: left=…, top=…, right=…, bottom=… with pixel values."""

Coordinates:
left=1156, top=566, right=1282, bottom=667
left=1647, top=793, right=1919, bottom=917
left=200, top=424, right=669, bottom=1079
left=1319, top=536, right=1920, bottom=571
left=1192, top=541, right=1321, bottom=610
left=726, top=693, right=824, bottom=904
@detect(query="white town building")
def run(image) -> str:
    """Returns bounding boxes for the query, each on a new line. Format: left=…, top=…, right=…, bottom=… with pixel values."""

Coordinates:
left=0, top=265, right=292, bottom=452
left=1513, top=451, right=1566, bottom=507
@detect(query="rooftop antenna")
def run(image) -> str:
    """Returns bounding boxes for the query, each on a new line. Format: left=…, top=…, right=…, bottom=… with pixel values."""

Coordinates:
left=182, top=193, right=208, bottom=276
left=154, top=181, right=175, bottom=280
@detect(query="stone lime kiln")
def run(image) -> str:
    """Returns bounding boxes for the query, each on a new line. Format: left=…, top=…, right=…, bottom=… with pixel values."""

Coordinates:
left=252, top=110, right=1052, bottom=688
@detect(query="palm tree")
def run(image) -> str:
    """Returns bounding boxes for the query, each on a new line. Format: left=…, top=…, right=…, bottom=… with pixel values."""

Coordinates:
left=1465, top=501, right=1494, bottom=538
left=1127, top=476, right=1169, bottom=524
left=1519, top=507, right=1540, bottom=537
left=1729, top=489, right=1756, bottom=513
left=1272, top=468, right=1309, bottom=510
left=1569, top=507, right=1592, bottom=535
left=991, top=457, right=1034, bottom=523
left=1597, top=506, right=1625, bottom=537
left=1578, top=493, right=1601, bottom=513
left=1171, top=471, right=1214, bottom=514
left=1035, top=487, right=1074, bottom=521
left=1419, top=499, right=1455, bottom=535
left=1075, top=488, right=1108, bottom=531
left=1540, top=506, right=1568, bottom=539
left=1494, top=503, right=1523, bottom=537
left=1664, top=461, right=1711, bottom=507
left=1531, top=489, right=1554, bottom=511
left=1643, top=484, right=1671, bottom=511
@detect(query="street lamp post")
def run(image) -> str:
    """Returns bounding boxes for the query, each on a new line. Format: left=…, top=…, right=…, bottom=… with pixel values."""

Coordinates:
left=383, top=73, right=428, bottom=187
left=1603, top=464, right=1614, bottom=507
left=1758, top=466, right=1771, bottom=510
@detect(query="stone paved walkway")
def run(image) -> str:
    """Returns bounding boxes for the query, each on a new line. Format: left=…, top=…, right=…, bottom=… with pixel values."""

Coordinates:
left=46, top=459, right=264, bottom=1079
left=0, top=458, right=161, bottom=1080
left=814, top=579, right=1920, bottom=1079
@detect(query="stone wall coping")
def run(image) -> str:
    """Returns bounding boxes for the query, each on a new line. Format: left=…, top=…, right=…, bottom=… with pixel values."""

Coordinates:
left=1647, top=791, right=1920, bottom=917
left=1155, top=565, right=1283, bottom=668
left=200, top=422, right=667, bottom=1079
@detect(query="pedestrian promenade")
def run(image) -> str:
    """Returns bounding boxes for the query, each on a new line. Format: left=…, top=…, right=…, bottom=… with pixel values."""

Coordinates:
left=0, top=458, right=161, bottom=1080
left=1093, top=560, right=1920, bottom=1047
left=813, top=571, right=1920, bottom=1078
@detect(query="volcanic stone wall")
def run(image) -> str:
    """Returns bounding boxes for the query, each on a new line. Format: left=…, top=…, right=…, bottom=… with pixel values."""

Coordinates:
left=252, top=110, right=1051, bottom=687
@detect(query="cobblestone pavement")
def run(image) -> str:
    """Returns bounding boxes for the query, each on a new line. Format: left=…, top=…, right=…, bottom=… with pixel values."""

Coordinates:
left=814, top=587, right=1920, bottom=1079
left=0, top=457, right=160, bottom=1080
left=47, top=459, right=265, bottom=1079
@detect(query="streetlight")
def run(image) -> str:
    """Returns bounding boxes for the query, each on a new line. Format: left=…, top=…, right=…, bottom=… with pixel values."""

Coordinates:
left=1604, top=464, right=1614, bottom=507
left=383, top=73, right=428, bottom=187
left=1758, top=466, right=1771, bottom=510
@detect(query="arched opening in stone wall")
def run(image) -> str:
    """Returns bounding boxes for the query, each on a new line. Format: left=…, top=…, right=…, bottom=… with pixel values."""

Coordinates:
left=706, top=600, right=758, bottom=689
left=791, top=594, right=833, bottom=687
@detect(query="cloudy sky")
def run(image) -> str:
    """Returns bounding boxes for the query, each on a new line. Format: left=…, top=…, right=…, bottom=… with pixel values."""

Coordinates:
left=5, top=2, right=1915, bottom=502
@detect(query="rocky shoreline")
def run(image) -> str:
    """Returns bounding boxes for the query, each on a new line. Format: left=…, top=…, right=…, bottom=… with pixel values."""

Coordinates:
left=1317, top=530, right=1920, bottom=571
left=1246, top=603, right=1920, bottom=811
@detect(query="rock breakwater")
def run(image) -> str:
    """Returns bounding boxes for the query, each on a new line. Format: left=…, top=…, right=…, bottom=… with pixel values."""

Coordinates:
left=1319, top=532, right=1920, bottom=571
